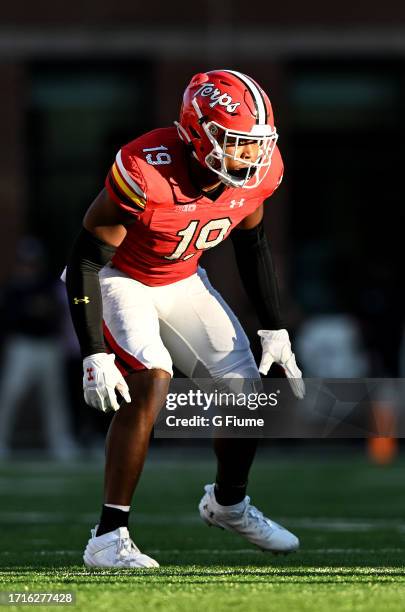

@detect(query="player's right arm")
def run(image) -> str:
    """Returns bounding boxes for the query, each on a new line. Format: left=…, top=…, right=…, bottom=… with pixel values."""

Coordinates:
left=65, top=188, right=137, bottom=412
left=65, top=144, right=148, bottom=412
left=66, top=188, right=132, bottom=356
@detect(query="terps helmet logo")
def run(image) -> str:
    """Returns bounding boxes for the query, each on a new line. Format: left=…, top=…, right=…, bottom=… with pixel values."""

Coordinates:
left=194, top=83, right=241, bottom=114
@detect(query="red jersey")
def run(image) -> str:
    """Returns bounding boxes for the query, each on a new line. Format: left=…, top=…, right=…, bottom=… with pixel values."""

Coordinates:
left=105, top=127, right=283, bottom=286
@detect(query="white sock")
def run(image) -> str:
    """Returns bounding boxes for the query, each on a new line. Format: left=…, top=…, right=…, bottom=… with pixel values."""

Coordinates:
left=105, top=503, right=131, bottom=512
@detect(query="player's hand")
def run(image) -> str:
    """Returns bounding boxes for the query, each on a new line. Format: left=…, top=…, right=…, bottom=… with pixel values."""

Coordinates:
left=83, top=353, right=131, bottom=412
left=257, top=329, right=305, bottom=399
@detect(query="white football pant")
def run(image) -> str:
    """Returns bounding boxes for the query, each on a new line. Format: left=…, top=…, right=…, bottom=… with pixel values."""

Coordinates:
left=100, top=264, right=260, bottom=390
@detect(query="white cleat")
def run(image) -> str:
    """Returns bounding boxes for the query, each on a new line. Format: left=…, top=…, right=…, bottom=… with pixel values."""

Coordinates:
left=198, top=484, right=299, bottom=553
left=83, top=526, right=159, bottom=568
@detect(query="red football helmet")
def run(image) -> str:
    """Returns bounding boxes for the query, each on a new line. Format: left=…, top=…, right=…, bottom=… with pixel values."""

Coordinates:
left=175, top=69, right=278, bottom=189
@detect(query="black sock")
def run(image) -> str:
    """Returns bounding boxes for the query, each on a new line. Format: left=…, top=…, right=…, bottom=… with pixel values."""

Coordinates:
left=213, top=437, right=257, bottom=506
left=214, top=481, right=247, bottom=506
left=96, top=505, right=130, bottom=536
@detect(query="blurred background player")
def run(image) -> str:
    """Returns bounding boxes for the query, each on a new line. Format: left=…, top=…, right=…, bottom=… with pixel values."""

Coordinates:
left=0, top=236, right=78, bottom=460
left=64, top=69, right=304, bottom=568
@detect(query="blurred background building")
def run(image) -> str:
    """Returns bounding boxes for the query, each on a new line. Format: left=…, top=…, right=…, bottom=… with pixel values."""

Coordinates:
left=1, top=1, right=404, bottom=453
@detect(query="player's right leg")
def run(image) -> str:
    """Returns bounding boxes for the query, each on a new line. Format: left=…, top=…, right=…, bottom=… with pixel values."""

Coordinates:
left=83, top=265, right=172, bottom=568
left=83, top=368, right=170, bottom=569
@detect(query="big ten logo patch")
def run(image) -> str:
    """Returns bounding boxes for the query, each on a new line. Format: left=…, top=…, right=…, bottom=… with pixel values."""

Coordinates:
left=175, top=204, right=197, bottom=212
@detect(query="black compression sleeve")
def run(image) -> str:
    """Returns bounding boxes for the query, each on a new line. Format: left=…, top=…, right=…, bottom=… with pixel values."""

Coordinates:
left=65, top=227, right=117, bottom=358
left=230, top=220, right=284, bottom=329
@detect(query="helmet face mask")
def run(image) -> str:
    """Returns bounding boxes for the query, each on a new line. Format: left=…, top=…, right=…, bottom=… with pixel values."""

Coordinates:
left=176, top=69, right=279, bottom=189
left=203, top=120, right=278, bottom=189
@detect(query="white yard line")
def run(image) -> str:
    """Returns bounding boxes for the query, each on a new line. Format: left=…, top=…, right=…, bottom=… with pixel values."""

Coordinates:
left=148, top=548, right=405, bottom=555
left=1, top=512, right=405, bottom=532
left=284, top=517, right=405, bottom=531
left=1, top=548, right=404, bottom=557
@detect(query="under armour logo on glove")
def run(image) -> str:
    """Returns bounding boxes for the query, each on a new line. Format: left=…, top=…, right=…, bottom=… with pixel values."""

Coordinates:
left=257, top=329, right=305, bottom=399
left=82, top=353, right=131, bottom=412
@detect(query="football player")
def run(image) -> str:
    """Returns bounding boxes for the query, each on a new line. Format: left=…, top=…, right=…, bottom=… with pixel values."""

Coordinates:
left=64, top=69, right=305, bottom=568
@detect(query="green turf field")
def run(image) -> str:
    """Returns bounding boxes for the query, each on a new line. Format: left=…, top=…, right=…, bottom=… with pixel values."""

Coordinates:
left=1, top=448, right=405, bottom=611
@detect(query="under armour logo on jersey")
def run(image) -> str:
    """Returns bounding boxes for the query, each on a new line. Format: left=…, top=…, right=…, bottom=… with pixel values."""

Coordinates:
left=86, top=368, right=94, bottom=382
left=229, top=198, right=245, bottom=208
left=194, top=83, right=241, bottom=114
left=73, top=297, right=90, bottom=304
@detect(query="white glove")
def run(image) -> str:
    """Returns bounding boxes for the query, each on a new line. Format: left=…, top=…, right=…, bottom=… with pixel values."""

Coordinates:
left=258, top=329, right=305, bottom=399
left=83, top=353, right=131, bottom=412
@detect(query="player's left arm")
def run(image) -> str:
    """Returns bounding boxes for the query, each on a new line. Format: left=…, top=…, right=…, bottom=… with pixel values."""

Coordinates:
left=230, top=204, right=305, bottom=399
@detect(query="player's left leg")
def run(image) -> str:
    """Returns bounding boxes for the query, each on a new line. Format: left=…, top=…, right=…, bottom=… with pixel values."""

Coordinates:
left=153, top=266, right=260, bottom=505
left=153, top=267, right=299, bottom=553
